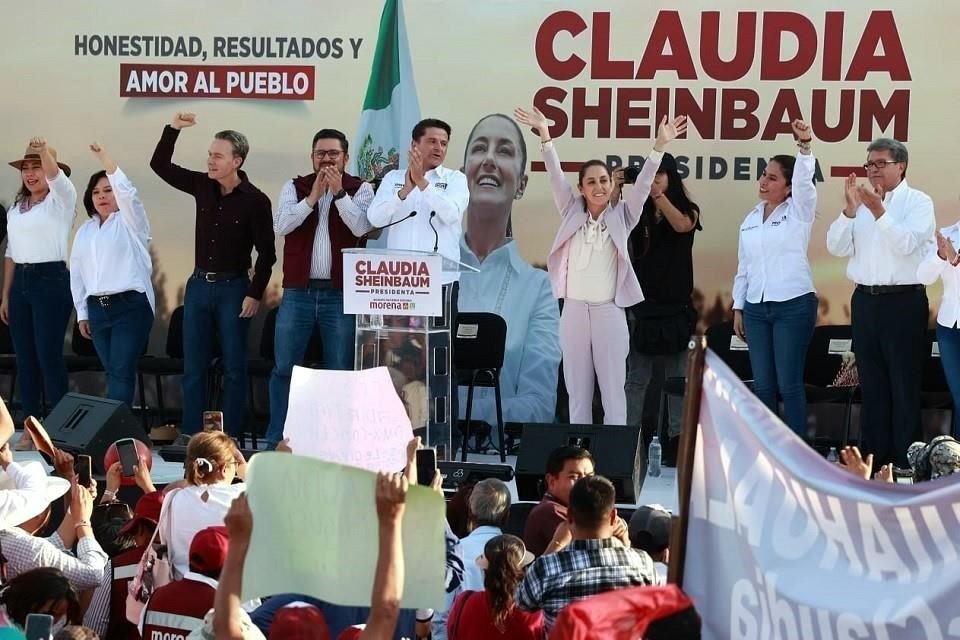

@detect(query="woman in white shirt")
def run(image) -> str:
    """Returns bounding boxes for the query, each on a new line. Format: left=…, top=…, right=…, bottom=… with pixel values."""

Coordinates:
left=918, top=227, right=960, bottom=438
left=731, top=120, right=818, bottom=436
left=2, top=139, right=75, bottom=425
left=158, top=431, right=246, bottom=579
left=71, top=143, right=155, bottom=405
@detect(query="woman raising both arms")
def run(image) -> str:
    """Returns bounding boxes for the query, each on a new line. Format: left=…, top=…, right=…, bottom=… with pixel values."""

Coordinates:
left=513, top=106, right=686, bottom=425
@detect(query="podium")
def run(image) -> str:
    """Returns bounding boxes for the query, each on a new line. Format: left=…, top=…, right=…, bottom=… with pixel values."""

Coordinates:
left=343, top=248, right=477, bottom=460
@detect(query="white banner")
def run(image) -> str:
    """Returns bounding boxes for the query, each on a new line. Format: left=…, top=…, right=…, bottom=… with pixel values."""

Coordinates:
left=343, top=252, right=442, bottom=317
left=684, top=351, right=960, bottom=640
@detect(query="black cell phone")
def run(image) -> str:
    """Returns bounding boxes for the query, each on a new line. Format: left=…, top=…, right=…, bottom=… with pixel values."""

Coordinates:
left=77, top=454, right=92, bottom=487
left=116, top=438, right=139, bottom=477
left=24, top=613, right=53, bottom=640
left=415, top=448, right=437, bottom=486
left=624, top=165, right=641, bottom=184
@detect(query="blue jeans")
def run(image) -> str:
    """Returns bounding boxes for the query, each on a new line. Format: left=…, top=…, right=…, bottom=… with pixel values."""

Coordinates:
left=937, top=323, right=960, bottom=438
left=182, top=275, right=250, bottom=436
left=742, top=292, right=817, bottom=436
left=87, top=291, right=153, bottom=406
left=265, top=287, right=355, bottom=446
left=8, top=262, right=72, bottom=419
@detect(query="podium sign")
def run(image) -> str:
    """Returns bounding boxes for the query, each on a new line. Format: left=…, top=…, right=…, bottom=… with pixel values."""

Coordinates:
left=343, top=252, right=443, bottom=317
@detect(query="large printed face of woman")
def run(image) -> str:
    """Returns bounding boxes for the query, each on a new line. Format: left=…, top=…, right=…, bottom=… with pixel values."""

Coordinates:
left=19, top=159, right=47, bottom=196
left=464, top=115, right=528, bottom=212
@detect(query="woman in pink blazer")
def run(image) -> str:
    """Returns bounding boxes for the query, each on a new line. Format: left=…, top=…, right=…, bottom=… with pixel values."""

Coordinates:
left=514, top=107, right=686, bottom=424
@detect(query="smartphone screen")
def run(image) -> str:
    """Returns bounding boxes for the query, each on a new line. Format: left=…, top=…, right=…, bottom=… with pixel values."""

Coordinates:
left=77, top=455, right=92, bottom=487
left=24, top=613, right=53, bottom=640
left=116, top=438, right=139, bottom=477
left=203, top=411, right=224, bottom=432
left=415, top=448, right=437, bottom=486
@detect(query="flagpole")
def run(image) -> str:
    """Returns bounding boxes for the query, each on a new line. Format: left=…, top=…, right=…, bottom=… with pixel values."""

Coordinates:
left=667, top=335, right=706, bottom=587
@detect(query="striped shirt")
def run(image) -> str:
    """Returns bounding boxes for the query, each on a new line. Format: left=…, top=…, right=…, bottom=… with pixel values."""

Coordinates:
left=274, top=179, right=374, bottom=279
left=515, top=537, right=655, bottom=630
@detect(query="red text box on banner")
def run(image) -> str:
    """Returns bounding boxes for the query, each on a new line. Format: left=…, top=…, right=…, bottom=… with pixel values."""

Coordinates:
left=119, top=64, right=315, bottom=100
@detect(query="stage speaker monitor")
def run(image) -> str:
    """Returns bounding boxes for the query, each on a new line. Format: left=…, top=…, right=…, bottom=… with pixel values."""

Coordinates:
left=515, top=423, right=646, bottom=504
left=43, top=393, right=150, bottom=474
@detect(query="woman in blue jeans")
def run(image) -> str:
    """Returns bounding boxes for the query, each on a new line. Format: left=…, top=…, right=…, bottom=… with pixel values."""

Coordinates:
left=731, top=120, right=819, bottom=436
left=71, top=143, right=155, bottom=405
left=1, top=139, right=75, bottom=433
left=918, top=226, right=960, bottom=438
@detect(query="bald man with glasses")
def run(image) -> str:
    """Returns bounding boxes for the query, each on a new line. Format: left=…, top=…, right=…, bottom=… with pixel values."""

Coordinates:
left=827, top=137, right=935, bottom=468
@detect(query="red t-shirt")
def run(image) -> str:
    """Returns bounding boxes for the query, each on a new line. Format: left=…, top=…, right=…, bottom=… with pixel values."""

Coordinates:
left=447, top=590, right=544, bottom=640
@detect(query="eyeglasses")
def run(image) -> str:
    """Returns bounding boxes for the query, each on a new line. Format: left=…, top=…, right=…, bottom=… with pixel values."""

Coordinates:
left=312, top=150, right=343, bottom=160
left=863, top=160, right=899, bottom=170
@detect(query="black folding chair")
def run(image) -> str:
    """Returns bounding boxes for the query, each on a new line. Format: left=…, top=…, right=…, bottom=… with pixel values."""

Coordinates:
left=804, top=324, right=857, bottom=448
left=454, top=312, right=507, bottom=463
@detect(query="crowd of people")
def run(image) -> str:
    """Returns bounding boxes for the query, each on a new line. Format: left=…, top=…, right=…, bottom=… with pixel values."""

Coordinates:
left=0, top=388, right=706, bottom=639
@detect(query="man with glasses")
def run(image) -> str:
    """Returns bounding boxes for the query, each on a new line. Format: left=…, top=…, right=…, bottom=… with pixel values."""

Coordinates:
left=827, top=138, right=935, bottom=468
left=265, top=129, right=374, bottom=449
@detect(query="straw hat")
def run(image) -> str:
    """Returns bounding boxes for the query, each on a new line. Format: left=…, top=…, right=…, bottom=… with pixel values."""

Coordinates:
left=0, top=460, right=71, bottom=527
left=9, top=145, right=71, bottom=177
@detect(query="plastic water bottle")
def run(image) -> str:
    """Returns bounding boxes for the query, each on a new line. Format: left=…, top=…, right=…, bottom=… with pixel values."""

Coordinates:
left=648, top=436, right=662, bottom=478
left=827, top=447, right=839, bottom=464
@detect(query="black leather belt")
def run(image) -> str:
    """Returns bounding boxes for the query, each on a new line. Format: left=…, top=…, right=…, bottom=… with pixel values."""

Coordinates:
left=308, top=279, right=334, bottom=289
left=855, top=284, right=925, bottom=295
left=88, top=290, right=141, bottom=306
left=194, top=269, right=243, bottom=283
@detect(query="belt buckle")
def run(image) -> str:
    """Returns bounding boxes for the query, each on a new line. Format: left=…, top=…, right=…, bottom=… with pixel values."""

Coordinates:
left=204, top=272, right=216, bottom=283
left=98, top=295, right=111, bottom=306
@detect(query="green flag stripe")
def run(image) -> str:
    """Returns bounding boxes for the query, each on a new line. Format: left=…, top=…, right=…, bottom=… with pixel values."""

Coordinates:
left=361, top=0, right=401, bottom=111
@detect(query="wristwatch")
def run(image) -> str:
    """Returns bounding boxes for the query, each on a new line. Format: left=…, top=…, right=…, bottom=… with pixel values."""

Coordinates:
left=333, top=189, right=347, bottom=200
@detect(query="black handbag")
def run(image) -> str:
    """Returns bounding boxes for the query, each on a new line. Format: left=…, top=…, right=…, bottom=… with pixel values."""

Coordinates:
left=631, top=303, right=697, bottom=356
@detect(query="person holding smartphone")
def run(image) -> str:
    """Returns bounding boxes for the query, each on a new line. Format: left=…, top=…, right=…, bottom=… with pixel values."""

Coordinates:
left=732, top=120, right=819, bottom=437
left=513, top=107, right=685, bottom=425
left=71, top=143, right=155, bottom=406
left=158, top=432, right=246, bottom=579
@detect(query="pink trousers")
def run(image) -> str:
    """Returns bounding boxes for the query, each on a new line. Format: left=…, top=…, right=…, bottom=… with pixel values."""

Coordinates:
left=560, top=299, right=629, bottom=425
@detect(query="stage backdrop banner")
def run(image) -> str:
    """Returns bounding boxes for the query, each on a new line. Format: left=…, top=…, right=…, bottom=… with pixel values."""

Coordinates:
left=2, top=1, right=960, bottom=330
left=284, top=365, right=413, bottom=472
left=243, top=452, right=446, bottom=609
left=684, top=351, right=960, bottom=640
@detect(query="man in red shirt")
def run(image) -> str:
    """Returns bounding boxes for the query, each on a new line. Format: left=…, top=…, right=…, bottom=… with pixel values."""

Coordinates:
left=140, top=526, right=229, bottom=639
left=522, top=446, right=594, bottom=556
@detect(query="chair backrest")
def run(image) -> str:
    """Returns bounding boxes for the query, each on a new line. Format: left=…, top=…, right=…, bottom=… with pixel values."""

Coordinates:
left=166, top=306, right=185, bottom=359
left=705, top=321, right=752, bottom=380
left=454, top=312, right=507, bottom=371
left=72, top=321, right=99, bottom=357
left=804, top=324, right=852, bottom=387
left=0, top=321, right=14, bottom=355
left=259, top=307, right=279, bottom=360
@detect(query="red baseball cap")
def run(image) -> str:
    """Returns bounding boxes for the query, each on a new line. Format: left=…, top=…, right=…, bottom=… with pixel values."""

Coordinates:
left=270, top=604, right=329, bottom=640
left=189, top=526, right=230, bottom=575
left=335, top=629, right=362, bottom=640
left=118, top=490, right=163, bottom=537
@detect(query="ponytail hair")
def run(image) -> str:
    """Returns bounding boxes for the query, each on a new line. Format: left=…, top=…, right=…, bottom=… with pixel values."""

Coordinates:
left=185, top=432, right=236, bottom=485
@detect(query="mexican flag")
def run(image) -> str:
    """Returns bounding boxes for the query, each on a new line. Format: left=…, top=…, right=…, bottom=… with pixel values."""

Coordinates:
left=349, top=0, right=421, bottom=182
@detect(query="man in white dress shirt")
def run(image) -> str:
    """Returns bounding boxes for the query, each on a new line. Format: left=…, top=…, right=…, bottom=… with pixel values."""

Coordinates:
left=368, top=119, right=469, bottom=447
left=826, top=138, right=935, bottom=468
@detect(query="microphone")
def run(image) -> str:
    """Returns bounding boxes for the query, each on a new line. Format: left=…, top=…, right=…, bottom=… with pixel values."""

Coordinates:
left=428, top=211, right=439, bottom=253
left=359, top=210, right=417, bottom=244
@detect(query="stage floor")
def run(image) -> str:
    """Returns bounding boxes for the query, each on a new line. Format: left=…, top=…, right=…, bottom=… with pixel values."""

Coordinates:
left=11, top=434, right=678, bottom=513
